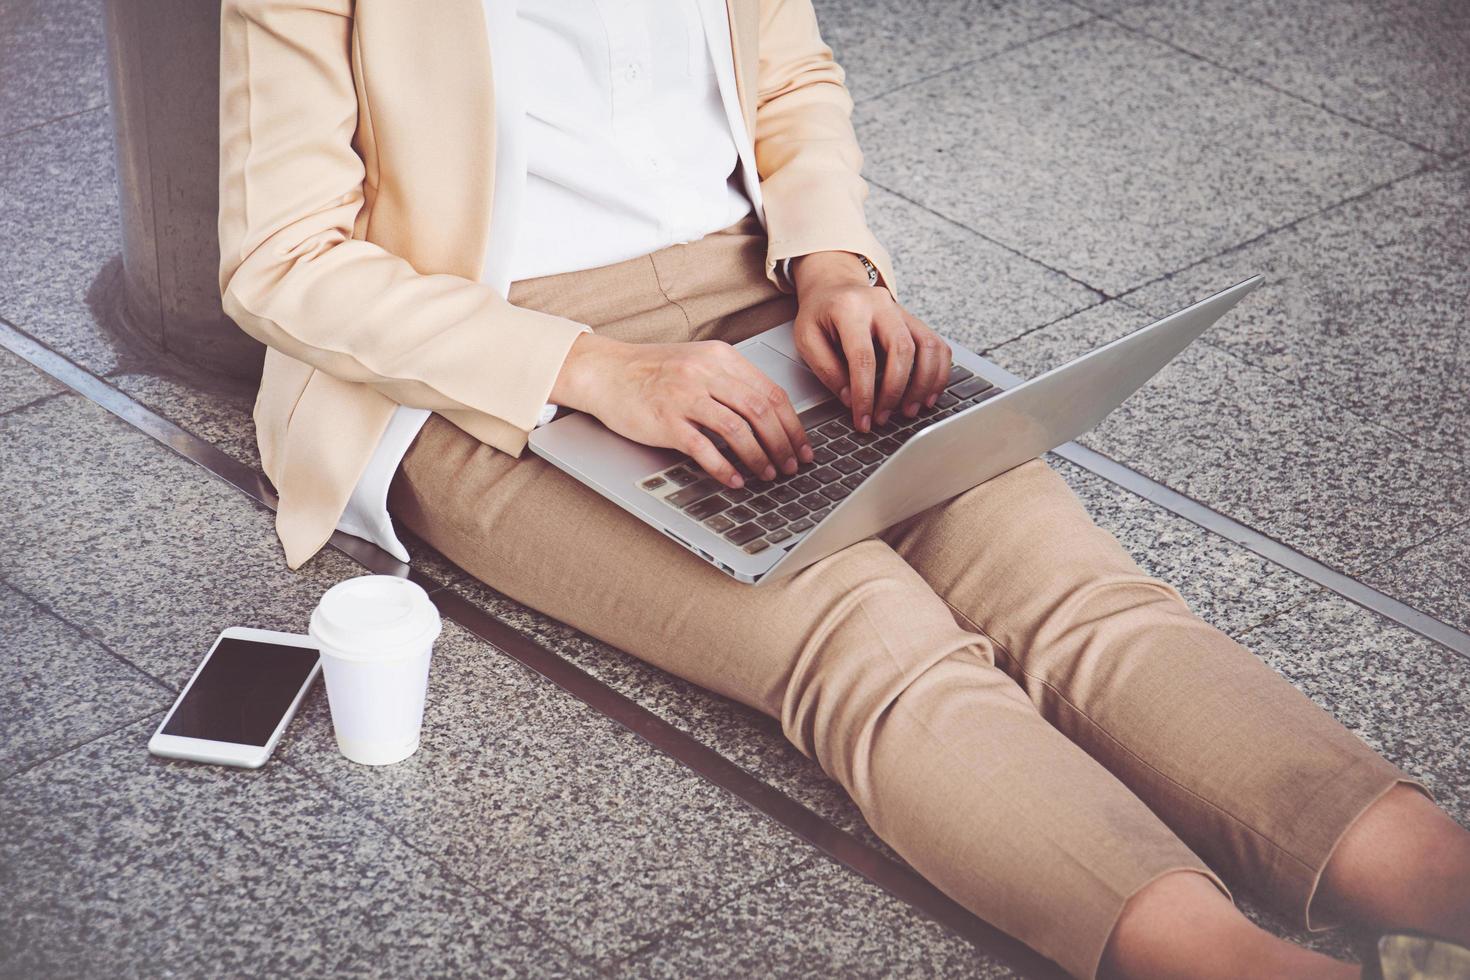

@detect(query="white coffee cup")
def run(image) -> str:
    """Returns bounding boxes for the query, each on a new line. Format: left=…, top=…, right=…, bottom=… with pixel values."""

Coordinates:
left=308, top=575, right=442, bottom=766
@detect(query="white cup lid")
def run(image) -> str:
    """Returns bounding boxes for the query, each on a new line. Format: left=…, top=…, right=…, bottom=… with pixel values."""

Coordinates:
left=309, top=575, right=442, bottom=660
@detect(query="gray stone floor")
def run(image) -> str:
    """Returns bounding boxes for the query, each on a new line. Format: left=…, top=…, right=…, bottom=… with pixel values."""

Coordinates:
left=1, top=0, right=1466, bottom=977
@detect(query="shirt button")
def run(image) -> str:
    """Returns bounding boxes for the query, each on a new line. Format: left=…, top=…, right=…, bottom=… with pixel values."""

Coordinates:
left=625, top=62, right=641, bottom=81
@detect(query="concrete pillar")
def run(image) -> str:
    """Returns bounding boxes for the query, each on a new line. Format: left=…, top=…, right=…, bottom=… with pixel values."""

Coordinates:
left=102, top=0, right=264, bottom=381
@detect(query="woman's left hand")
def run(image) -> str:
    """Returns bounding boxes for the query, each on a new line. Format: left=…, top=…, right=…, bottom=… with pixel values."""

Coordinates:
left=791, top=251, right=953, bottom=433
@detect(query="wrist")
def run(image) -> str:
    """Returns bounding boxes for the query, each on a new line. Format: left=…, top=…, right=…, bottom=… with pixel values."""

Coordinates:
left=551, top=332, right=619, bottom=413
left=791, top=251, right=873, bottom=294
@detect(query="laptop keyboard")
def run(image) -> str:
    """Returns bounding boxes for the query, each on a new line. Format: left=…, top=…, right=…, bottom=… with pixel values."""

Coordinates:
left=639, top=365, right=1001, bottom=557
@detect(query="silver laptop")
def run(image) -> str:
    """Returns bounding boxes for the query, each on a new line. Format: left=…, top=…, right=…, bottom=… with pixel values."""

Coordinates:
left=530, top=276, right=1262, bottom=584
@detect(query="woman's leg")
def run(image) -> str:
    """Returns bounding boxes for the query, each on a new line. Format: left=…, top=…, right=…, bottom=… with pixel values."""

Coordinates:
left=885, top=459, right=1456, bottom=962
left=390, top=416, right=1230, bottom=980
left=1315, top=783, right=1470, bottom=944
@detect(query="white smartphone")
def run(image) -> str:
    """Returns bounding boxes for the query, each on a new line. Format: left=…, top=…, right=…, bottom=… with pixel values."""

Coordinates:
left=149, top=626, right=321, bottom=768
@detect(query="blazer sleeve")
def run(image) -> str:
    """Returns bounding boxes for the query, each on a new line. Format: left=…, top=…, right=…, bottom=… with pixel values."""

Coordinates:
left=753, top=0, right=897, bottom=300
left=217, top=0, right=589, bottom=449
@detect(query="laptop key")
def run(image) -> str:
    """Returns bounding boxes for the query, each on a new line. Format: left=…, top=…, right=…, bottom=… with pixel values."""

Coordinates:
left=850, top=430, right=878, bottom=445
left=766, top=527, right=793, bottom=543
left=840, top=473, right=866, bottom=491
left=945, top=365, right=974, bottom=388
left=722, top=486, right=754, bottom=503
left=769, top=485, right=799, bottom=504
left=950, top=376, right=994, bottom=399
left=669, top=478, right=723, bottom=508
left=798, top=492, right=828, bottom=510
left=809, top=466, right=842, bottom=484
left=704, top=513, right=736, bottom=533
left=936, top=392, right=959, bottom=409
left=686, top=496, right=729, bottom=521
left=810, top=506, right=832, bottom=521
left=789, top=475, right=820, bottom=494
left=757, top=512, right=786, bottom=531
left=747, top=494, right=779, bottom=514
left=725, top=504, right=756, bottom=523
left=725, top=522, right=764, bottom=545
left=811, top=446, right=838, bottom=465
left=742, top=537, right=770, bottom=554
left=827, top=436, right=858, bottom=455
left=777, top=502, right=807, bottom=521
left=817, top=421, right=849, bottom=439
left=820, top=483, right=852, bottom=501
left=788, top=517, right=814, bottom=533
left=876, top=437, right=901, bottom=454
left=640, top=476, right=667, bottom=491
left=833, top=456, right=862, bottom=474
left=854, top=446, right=883, bottom=465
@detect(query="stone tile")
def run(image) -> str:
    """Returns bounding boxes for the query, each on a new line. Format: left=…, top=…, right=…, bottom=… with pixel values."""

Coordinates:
left=623, top=858, right=1016, bottom=979
left=865, top=186, right=1100, bottom=351
left=0, top=108, right=127, bottom=375
left=109, top=369, right=472, bottom=589
left=0, top=583, right=168, bottom=779
left=1113, top=0, right=1470, bottom=155
left=0, top=347, right=63, bottom=413
left=1240, top=591, right=1470, bottom=824
left=0, top=0, right=107, bottom=137
left=111, top=370, right=263, bottom=469
left=1362, top=522, right=1470, bottom=635
left=855, top=20, right=1428, bottom=294
left=1123, top=164, right=1470, bottom=460
left=1052, top=459, right=1315, bottom=637
left=0, top=716, right=588, bottom=978
left=813, top=0, right=1090, bottom=102
left=281, top=619, right=810, bottom=963
left=0, top=395, right=366, bottom=688
left=989, top=301, right=1470, bottom=573
left=451, top=576, right=891, bottom=852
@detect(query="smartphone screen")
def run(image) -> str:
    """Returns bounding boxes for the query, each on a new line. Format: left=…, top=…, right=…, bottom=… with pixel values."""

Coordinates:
left=161, top=637, right=319, bottom=746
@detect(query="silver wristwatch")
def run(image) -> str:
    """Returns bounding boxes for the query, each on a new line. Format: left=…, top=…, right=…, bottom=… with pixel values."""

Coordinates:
left=856, top=254, right=880, bottom=287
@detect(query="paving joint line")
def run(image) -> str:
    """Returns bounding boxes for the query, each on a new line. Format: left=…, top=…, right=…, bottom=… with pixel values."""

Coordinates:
left=865, top=179, right=1111, bottom=299
left=853, top=15, right=1101, bottom=109
left=0, top=314, right=1064, bottom=980
left=279, top=758, right=598, bottom=972
left=1090, top=8, right=1447, bottom=159
left=0, top=709, right=166, bottom=786
left=953, top=350, right=1470, bottom=658
left=1107, top=161, right=1439, bottom=304
left=0, top=575, right=177, bottom=694
left=0, top=101, right=109, bottom=143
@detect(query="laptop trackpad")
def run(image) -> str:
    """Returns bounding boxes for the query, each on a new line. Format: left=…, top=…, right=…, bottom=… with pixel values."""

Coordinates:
left=741, top=342, right=832, bottom=411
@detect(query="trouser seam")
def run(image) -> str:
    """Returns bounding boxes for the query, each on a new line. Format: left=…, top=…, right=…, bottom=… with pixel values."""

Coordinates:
left=939, top=596, right=1321, bottom=879
left=647, top=253, right=695, bottom=334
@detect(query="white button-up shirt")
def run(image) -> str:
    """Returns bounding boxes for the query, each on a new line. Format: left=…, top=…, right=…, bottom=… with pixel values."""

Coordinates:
left=335, top=0, right=756, bottom=561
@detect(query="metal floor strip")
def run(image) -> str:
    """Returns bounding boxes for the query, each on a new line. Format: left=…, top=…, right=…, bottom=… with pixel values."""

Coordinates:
left=0, top=318, right=1064, bottom=979
left=971, top=357, right=1470, bottom=659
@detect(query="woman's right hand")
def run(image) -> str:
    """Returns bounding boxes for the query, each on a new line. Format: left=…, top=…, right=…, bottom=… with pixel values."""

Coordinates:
left=549, top=333, right=814, bottom=489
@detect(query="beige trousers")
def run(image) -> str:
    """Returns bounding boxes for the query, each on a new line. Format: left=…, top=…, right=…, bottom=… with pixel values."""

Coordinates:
left=388, top=217, right=1417, bottom=980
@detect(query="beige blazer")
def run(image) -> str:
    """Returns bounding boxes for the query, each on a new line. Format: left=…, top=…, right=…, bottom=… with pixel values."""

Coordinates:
left=218, top=0, right=896, bottom=570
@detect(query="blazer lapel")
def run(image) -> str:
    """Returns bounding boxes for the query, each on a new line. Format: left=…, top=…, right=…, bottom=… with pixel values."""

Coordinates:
left=702, top=0, right=765, bottom=223
left=480, top=0, right=528, bottom=296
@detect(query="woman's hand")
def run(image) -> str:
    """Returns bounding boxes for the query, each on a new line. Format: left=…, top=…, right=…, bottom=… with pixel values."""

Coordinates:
left=791, top=251, right=953, bottom=432
left=550, top=333, right=814, bottom=489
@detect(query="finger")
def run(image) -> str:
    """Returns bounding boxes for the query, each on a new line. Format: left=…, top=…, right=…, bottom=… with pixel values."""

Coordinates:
left=929, top=329, right=954, bottom=407
left=694, top=399, right=778, bottom=482
left=903, top=317, right=945, bottom=416
left=873, top=310, right=915, bottom=426
left=678, top=424, right=745, bottom=489
left=833, top=314, right=878, bottom=431
left=714, top=379, right=799, bottom=476
left=793, top=310, right=850, bottom=403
